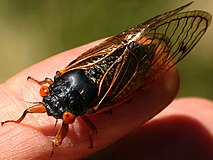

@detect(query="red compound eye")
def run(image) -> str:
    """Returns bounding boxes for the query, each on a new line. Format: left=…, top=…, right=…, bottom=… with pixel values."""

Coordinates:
left=39, top=86, right=50, bottom=97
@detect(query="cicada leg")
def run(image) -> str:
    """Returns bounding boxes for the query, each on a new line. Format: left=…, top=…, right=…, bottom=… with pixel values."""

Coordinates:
left=50, top=115, right=97, bottom=157
left=80, top=115, right=97, bottom=149
left=1, top=103, right=46, bottom=125
left=50, top=122, right=69, bottom=157
left=27, top=76, right=54, bottom=85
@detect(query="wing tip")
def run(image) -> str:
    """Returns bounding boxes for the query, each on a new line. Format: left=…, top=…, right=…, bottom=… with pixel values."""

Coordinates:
left=174, top=1, right=193, bottom=13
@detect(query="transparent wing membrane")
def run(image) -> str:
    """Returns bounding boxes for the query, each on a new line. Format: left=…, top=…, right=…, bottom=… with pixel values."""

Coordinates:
left=138, top=10, right=211, bottom=84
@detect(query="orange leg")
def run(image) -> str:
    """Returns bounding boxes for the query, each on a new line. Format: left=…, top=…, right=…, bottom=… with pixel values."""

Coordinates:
left=27, top=76, right=53, bottom=85
left=1, top=103, right=46, bottom=125
left=50, top=115, right=97, bottom=156
left=50, top=122, right=69, bottom=157
left=80, top=115, right=97, bottom=148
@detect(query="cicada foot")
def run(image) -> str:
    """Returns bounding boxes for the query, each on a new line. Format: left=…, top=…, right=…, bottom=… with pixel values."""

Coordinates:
left=27, top=76, right=54, bottom=85
left=50, top=122, right=69, bottom=157
left=1, top=103, right=46, bottom=126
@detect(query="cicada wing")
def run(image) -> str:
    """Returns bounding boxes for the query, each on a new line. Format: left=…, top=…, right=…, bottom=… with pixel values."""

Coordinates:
left=62, top=2, right=194, bottom=73
left=136, top=10, right=211, bottom=86
left=58, top=2, right=211, bottom=111
left=99, top=8, right=212, bottom=107
left=64, top=37, right=123, bottom=69
left=118, top=2, right=194, bottom=39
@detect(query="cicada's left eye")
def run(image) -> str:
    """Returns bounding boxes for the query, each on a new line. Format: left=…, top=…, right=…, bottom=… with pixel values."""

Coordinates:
left=40, top=86, right=50, bottom=97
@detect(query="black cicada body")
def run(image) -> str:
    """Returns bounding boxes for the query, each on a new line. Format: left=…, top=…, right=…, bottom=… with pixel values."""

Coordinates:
left=1, top=2, right=211, bottom=156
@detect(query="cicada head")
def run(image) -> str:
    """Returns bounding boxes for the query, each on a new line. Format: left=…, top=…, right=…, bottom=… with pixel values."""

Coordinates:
left=42, top=69, right=98, bottom=121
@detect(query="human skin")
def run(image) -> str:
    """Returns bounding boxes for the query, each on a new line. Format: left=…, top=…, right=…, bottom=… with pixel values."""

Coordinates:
left=0, top=39, right=212, bottom=160
left=90, top=98, right=213, bottom=160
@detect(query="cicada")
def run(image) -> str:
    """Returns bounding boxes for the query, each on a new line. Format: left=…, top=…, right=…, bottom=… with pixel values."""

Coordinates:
left=1, top=2, right=211, bottom=156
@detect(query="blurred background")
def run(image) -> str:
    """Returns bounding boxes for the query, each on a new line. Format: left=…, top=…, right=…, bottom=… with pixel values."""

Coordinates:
left=0, top=0, right=212, bottom=99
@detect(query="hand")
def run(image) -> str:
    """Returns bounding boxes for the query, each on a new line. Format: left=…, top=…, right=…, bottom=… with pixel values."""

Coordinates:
left=0, top=38, right=209, bottom=160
